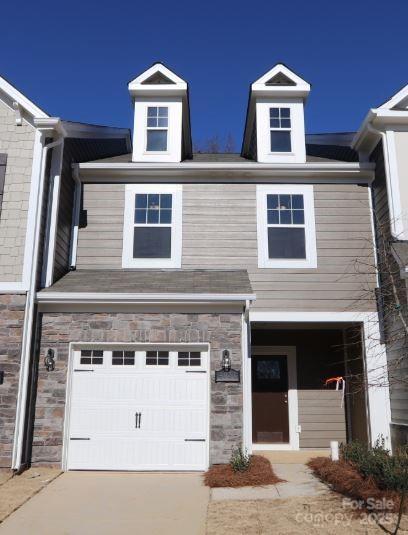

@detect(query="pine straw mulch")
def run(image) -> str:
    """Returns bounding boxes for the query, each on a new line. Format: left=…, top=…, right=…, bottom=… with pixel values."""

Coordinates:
left=308, top=456, right=404, bottom=513
left=204, top=455, right=285, bottom=488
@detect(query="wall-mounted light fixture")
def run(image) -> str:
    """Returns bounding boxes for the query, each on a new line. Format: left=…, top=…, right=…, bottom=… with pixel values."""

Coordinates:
left=215, top=349, right=240, bottom=383
left=222, top=349, right=231, bottom=372
left=44, top=349, right=55, bottom=371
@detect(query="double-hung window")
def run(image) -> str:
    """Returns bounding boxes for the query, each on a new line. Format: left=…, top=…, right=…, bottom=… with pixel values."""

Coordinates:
left=257, top=185, right=317, bottom=268
left=270, top=107, right=292, bottom=153
left=122, top=184, right=182, bottom=268
left=146, top=106, right=168, bottom=152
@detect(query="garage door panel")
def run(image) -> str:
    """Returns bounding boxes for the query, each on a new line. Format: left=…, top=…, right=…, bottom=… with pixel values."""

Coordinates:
left=68, top=438, right=206, bottom=471
left=69, top=405, right=207, bottom=436
left=71, top=373, right=207, bottom=404
left=67, top=348, right=209, bottom=471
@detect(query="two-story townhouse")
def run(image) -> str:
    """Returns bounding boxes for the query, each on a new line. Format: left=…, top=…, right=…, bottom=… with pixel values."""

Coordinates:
left=0, top=75, right=131, bottom=470
left=14, top=62, right=392, bottom=472
left=353, top=86, right=408, bottom=449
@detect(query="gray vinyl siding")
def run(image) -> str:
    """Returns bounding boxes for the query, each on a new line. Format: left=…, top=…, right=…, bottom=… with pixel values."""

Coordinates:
left=77, top=181, right=377, bottom=311
left=371, top=141, right=408, bottom=429
left=0, top=99, right=36, bottom=281
left=298, top=390, right=346, bottom=448
left=52, top=137, right=129, bottom=283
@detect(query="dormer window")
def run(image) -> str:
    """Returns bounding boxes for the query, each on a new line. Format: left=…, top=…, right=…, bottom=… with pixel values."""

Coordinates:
left=241, top=64, right=310, bottom=163
left=146, top=106, right=168, bottom=152
left=270, top=108, right=292, bottom=152
left=128, top=63, right=192, bottom=162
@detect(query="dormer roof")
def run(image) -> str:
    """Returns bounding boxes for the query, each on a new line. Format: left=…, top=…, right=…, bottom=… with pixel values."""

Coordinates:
left=250, top=63, right=311, bottom=99
left=128, top=62, right=188, bottom=97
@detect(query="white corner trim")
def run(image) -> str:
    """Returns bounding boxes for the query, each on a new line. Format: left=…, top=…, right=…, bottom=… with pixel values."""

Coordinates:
left=122, top=184, right=182, bottom=269
left=43, top=142, right=64, bottom=287
left=384, top=130, right=405, bottom=239
left=256, top=184, right=317, bottom=269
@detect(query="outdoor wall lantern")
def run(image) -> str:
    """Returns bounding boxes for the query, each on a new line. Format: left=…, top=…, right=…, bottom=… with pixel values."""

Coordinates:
left=215, top=349, right=240, bottom=383
left=44, top=348, right=55, bottom=372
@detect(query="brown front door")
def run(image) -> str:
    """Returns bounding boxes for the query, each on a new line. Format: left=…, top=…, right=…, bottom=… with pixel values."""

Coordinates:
left=252, top=355, right=289, bottom=443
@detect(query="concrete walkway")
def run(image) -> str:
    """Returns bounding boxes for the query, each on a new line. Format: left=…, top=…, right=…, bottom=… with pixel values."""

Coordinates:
left=211, top=463, right=329, bottom=501
left=0, top=472, right=209, bottom=535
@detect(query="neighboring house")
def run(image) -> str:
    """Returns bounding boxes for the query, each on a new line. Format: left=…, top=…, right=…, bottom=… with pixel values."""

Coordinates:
left=353, top=87, right=408, bottom=448
left=0, top=75, right=131, bottom=469
left=2, top=62, right=400, bottom=473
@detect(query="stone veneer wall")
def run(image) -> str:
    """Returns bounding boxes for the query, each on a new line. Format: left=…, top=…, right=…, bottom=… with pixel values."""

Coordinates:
left=0, top=294, right=26, bottom=467
left=33, top=311, right=243, bottom=466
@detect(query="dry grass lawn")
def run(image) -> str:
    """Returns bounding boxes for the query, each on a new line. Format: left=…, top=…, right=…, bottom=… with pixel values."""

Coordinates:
left=207, top=493, right=408, bottom=534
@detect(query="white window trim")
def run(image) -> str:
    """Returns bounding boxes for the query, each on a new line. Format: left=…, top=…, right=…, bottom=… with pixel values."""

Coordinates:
left=122, top=184, right=182, bottom=268
left=269, top=107, right=292, bottom=154
left=145, top=106, right=169, bottom=154
left=257, top=184, right=317, bottom=269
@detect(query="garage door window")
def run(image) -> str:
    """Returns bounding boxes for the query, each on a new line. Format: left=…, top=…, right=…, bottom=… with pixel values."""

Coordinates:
left=112, top=351, right=135, bottom=366
left=178, top=351, right=201, bottom=367
left=80, top=350, right=103, bottom=365
left=146, top=351, right=169, bottom=366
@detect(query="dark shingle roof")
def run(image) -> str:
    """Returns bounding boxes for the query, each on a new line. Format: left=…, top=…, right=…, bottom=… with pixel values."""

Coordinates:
left=41, top=269, right=253, bottom=295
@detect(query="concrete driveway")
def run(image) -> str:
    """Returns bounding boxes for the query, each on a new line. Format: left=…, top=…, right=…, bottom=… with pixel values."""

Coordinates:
left=0, top=471, right=209, bottom=535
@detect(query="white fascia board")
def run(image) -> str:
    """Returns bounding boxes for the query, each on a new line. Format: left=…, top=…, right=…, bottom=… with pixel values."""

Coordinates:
left=76, top=161, right=375, bottom=183
left=37, top=292, right=257, bottom=304
left=61, top=121, right=131, bottom=140
left=0, top=76, right=48, bottom=119
left=252, top=64, right=310, bottom=97
left=379, top=84, right=408, bottom=110
left=249, top=310, right=375, bottom=323
left=129, top=63, right=187, bottom=91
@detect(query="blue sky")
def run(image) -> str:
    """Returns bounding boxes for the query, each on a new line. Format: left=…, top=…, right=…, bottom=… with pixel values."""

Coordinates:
left=2, top=0, right=408, bottom=151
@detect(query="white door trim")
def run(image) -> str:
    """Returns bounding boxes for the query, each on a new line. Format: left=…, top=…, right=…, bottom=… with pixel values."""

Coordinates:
left=62, top=342, right=210, bottom=471
left=247, top=345, right=299, bottom=452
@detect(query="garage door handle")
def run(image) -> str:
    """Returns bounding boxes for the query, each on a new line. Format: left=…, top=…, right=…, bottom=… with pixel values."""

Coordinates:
left=135, top=412, right=141, bottom=428
left=184, top=439, right=206, bottom=442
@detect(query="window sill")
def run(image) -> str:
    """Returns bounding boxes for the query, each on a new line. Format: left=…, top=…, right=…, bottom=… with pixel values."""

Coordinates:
left=258, top=258, right=317, bottom=269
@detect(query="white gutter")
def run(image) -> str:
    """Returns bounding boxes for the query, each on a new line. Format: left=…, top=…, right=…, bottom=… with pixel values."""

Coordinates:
left=78, top=161, right=373, bottom=172
left=12, top=134, right=64, bottom=471
left=37, top=292, right=257, bottom=304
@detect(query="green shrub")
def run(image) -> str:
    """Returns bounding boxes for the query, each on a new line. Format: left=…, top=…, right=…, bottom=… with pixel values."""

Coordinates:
left=340, top=438, right=408, bottom=494
left=230, top=446, right=251, bottom=473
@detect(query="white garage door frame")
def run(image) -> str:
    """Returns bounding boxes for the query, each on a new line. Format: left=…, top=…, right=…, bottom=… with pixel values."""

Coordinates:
left=62, top=342, right=211, bottom=471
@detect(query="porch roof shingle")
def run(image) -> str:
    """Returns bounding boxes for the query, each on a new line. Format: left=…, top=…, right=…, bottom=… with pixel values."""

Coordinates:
left=40, top=269, right=253, bottom=295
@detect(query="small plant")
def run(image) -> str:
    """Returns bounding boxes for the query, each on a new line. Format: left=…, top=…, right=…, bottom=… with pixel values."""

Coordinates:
left=230, top=446, right=251, bottom=473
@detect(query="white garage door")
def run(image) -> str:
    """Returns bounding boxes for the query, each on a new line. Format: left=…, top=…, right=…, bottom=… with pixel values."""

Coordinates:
left=66, top=347, right=209, bottom=471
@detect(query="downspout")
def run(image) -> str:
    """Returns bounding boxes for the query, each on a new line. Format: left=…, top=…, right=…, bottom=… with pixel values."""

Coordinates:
left=12, top=135, right=64, bottom=472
